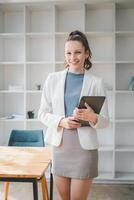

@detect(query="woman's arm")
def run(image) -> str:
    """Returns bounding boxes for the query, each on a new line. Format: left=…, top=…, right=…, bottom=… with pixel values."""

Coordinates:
left=38, top=74, right=64, bottom=129
left=88, top=79, right=109, bottom=129
left=73, top=79, right=109, bottom=129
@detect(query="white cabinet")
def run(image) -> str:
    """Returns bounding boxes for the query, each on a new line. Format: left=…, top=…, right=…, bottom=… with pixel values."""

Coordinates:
left=0, top=1, right=134, bottom=183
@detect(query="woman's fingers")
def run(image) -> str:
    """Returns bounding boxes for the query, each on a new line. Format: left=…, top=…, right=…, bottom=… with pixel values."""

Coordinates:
left=67, top=117, right=81, bottom=128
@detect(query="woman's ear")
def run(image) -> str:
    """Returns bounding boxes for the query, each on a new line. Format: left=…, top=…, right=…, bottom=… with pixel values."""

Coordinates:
left=85, top=50, right=90, bottom=59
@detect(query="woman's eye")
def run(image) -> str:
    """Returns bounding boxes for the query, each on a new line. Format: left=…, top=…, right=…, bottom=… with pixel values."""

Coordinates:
left=66, top=52, right=71, bottom=55
left=76, top=51, right=81, bottom=54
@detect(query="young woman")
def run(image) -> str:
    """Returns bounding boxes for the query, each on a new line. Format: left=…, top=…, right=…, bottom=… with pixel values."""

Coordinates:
left=38, top=30, right=109, bottom=200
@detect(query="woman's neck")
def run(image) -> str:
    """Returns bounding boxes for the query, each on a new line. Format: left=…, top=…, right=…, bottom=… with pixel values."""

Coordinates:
left=68, top=67, right=84, bottom=74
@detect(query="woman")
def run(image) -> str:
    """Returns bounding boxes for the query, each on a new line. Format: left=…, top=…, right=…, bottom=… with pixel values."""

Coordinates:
left=38, top=30, right=109, bottom=200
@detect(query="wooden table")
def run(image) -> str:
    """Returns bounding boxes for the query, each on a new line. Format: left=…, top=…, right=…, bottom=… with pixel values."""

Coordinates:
left=0, top=146, right=52, bottom=200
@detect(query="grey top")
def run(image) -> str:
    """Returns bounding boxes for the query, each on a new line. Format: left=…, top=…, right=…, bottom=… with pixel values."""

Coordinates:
left=64, top=71, right=84, bottom=117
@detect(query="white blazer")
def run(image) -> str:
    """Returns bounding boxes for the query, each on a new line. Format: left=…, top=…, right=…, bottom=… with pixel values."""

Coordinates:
left=38, top=68, right=109, bottom=150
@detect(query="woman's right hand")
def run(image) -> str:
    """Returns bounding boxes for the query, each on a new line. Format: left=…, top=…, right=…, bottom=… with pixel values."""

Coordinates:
left=59, top=116, right=81, bottom=129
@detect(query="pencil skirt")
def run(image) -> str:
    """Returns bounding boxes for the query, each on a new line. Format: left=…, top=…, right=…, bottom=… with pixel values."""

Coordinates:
left=52, top=128, right=98, bottom=179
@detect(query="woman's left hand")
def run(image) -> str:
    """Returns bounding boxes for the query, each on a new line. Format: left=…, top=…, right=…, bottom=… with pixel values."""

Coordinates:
left=73, top=102, right=98, bottom=124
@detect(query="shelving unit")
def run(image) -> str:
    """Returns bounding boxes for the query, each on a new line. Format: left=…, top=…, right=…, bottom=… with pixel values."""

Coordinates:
left=0, top=1, right=134, bottom=183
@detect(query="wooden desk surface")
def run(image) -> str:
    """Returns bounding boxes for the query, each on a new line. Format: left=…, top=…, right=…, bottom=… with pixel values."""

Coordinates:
left=0, top=146, right=52, bottom=179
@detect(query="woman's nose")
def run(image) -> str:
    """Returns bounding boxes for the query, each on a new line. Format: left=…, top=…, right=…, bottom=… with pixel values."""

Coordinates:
left=70, top=54, right=76, bottom=61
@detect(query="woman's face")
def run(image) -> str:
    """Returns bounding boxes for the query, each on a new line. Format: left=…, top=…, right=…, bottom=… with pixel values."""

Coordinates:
left=65, top=40, right=89, bottom=71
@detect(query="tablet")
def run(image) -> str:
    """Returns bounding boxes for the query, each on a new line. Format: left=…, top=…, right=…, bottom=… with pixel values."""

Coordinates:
left=77, top=96, right=106, bottom=126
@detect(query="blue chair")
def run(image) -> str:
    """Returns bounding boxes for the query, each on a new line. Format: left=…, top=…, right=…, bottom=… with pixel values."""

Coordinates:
left=8, top=129, right=45, bottom=147
left=4, top=129, right=53, bottom=200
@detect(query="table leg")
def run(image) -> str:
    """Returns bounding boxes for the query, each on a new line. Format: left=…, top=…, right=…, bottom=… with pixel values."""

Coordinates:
left=33, top=179, right=38, bottom=200
left=50, top=173, right=53, bottom=200
left=4, top=182, right=10, bottom=200
left=40, top=175, right=49, bottom=200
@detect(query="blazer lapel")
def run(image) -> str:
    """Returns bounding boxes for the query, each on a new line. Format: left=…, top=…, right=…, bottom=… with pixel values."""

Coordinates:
left=58, top=68, right=68, bottom=116
left=79, top=70, right=94, bottom=102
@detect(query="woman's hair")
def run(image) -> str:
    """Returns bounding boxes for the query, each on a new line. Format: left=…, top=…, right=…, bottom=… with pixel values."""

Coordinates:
left=65, top=30, right=92, bottom=70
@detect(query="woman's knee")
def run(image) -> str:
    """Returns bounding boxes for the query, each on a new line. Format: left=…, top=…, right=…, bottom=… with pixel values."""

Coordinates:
left=54, top=175, right=71, bottom=200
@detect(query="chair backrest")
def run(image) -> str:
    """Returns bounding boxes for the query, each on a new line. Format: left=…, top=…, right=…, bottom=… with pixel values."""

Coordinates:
left=8, top=129, right=45, bottom=147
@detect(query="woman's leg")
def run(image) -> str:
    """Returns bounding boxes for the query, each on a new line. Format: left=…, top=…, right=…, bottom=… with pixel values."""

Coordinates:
left=54, top=175, right=71, bottom=200
left=70, top=178, right=93, bottom=200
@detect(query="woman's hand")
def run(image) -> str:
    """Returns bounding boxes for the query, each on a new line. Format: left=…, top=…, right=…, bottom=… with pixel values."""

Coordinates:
left=73, top=102, right=98, bottom=125
left=59, top=116, right=81, bottom=129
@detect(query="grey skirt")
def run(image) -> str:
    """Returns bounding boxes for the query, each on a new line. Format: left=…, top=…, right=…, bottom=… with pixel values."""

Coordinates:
left=52, top=128, right=98, bottom=179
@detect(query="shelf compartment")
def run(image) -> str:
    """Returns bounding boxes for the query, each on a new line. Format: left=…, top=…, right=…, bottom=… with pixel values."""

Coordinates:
left=85, top=3, right=114, bottom=32
left=26, top=63, right=53, bottom=90
left=115, top=93, right=134, bottom=119
left=87, top=35, right=113, bottom=62
left=0, top=5, right=24, bottom=33
left=115, top=172, right=134, bottom=180
left=25, top=5, right=54, bottom=33
left=55, top=4, right=84, bottom=32
left=26, top=93, right=41, bottom=119
left=0, top=37, right=24, bottom=62
left=0, top=64, right=24, bottom=91
left=97, top=122, right=114, bottom=150
left=55, top=63, right=65, bottom=72
left=96, top=172, right=114, bottom=180
left=26, top=35, right=54, bottom=62
left=116, top=63, right=134, bottom=90
left=115, top=122, right=134, bottom=150
left=116, top=35, right=134, bottom=61
left=116, top=3, right=134, bottom=32
left=55, top=34, right=67, bottom=62
left=0, top=93, right=24, bottom=119
left=98, top=151, right=114, bottom=179
left=90, top=63, right=114, bottom=90
left=26, top=121, right=47, bottom=133
left=115, top=152, right=134, bottom=180
left=1, top=121, right=24, bottom=146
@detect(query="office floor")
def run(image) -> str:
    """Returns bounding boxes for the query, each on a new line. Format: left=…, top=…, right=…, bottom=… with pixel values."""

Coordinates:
left=0, top=182, right=134, bottom=200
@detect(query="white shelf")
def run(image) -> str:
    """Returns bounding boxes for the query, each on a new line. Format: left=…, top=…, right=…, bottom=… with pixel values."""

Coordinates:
left=85, top=3, right=114, bottom=32
left=116, top=63, right=134, bottom=91
left=96, top=172, right=114, bottom=180
left=116, top=34, right=134, bottom=61
left=87, top=34, right=113, bottom=62
left=0, top=62, right=25, bottom=65
left=55, top=4, right=84, bottom=32
left=99, top=145, right=113, bottom=152
left=115, top=145, right=134, bottom=152
left=26, top=90, right=42, bottom=94
left=115, top=118, right=134, bottom=123
left=26, top=34, right=54, bottom=62
left=116, top=31, right=134, bottom=36
left=115, top=152, right=134, bottom=180
left=0, top=33, right=24, bottom=38
left=116, top=90, right=134, bottom=94
left=116, top=3, right=134, bottom=32
left=0, top=37, right=24, bottom=62
left=98, top=151, right=114, bottom=179
left=0, top=4, right=24, bottom=33
left=115, top=172, right=134, bottom=181
left=116, top=60, right=134, bottom=64
left=0, top=1, right=134, bottom=183
left=25, top=4, right=54, bottom=33
left=26, top=61, right=53, bottom=64
left=0, top=91, right=24, bottom=93
left=0, top=118, right=25, bottom=122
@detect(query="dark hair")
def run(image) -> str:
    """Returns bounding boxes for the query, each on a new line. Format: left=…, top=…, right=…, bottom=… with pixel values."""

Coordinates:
left=65, top=30, right=92, bottom=70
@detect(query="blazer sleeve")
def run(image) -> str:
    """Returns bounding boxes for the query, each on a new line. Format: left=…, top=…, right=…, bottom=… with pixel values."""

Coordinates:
left=89, top=78, right=110, bottom=129
left=38, top=74, right=64, bottom=130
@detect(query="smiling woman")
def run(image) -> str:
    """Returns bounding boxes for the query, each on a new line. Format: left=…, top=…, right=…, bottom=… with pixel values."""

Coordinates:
left=38, top=30, right=109, bottom=200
